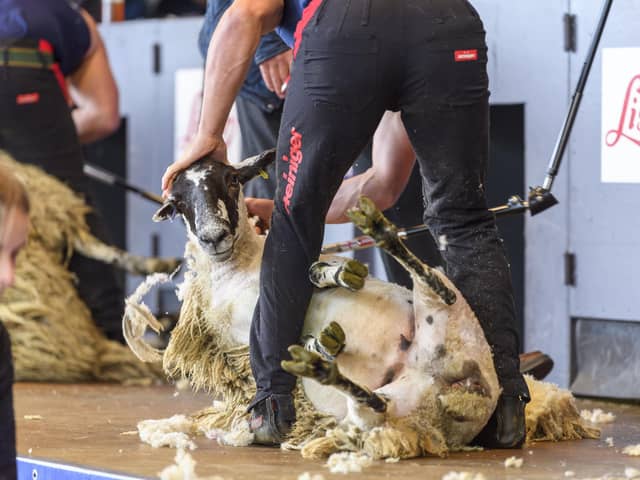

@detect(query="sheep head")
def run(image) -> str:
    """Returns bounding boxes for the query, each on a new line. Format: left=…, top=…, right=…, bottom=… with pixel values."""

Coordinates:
left=153, top=149, right=275, bottom=262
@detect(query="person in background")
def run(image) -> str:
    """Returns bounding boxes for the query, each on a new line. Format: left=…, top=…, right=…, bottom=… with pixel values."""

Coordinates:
left=0, top=164, right=30, bottom=480
left=0, top=0, right=125, bottom=343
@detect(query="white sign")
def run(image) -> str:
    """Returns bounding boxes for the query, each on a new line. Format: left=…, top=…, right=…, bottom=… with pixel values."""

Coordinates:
left=174, top=68, right=242, bottom=165
left=601, top=48, right=640, bottom=183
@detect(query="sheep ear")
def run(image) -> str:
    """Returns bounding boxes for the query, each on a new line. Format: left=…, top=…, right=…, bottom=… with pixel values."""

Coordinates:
left=236, top=148, right=276, bottom=184
left=152, top=200, right=176, bottom=222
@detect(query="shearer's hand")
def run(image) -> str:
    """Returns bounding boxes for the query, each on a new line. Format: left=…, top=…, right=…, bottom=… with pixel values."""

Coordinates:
left=259, top=49, right=292, bottom=99
left=162, top=133, right=227, bottom=197
left=245, top=197, right=275, bottom=233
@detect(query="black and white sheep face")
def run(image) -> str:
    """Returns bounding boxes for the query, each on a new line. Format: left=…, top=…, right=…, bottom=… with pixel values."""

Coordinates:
left=153, top=150, right=275, bottom=262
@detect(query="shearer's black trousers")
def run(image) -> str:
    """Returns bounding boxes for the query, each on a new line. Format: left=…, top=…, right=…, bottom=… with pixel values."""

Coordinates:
left=0, top=66, right=125, bottom=343
left=249, top=0, right=528, bottom=410
left=0, top=323, right=16, bottom=480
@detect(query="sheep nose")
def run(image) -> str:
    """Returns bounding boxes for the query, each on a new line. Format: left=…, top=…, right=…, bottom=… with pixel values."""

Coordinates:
left=201, top=231, right=229, bottom=246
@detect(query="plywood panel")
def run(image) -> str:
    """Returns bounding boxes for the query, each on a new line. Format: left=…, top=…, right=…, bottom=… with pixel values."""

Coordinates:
left=13, top=383, right=640, bottom=479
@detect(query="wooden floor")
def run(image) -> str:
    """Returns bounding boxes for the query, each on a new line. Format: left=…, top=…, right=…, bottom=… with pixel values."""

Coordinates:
left=13, top=383, right=640, bottom=479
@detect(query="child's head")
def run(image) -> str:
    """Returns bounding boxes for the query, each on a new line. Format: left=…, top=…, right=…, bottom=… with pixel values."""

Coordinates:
left=0, top=162, right=30, bottom=293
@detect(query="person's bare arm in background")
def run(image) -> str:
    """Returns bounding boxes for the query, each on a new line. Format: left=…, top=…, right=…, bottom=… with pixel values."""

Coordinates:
left=325, top=110, right=416, bottom=223
left=69, top=10, right=120, bottom=144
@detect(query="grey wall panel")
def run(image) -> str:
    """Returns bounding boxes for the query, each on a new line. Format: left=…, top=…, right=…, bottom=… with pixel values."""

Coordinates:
left=571, top=245, right=639, bottom=319
left=473, top=1, right=572, bottom=385
left=567, top=0, right=640, bottom=323
left=100, top=19, right=205, bottom=306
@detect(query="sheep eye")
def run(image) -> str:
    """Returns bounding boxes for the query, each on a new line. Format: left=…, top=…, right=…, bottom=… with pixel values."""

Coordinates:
left=176, top=200, right=187, bottom=211
left=229, top=175, right=240, bottom=187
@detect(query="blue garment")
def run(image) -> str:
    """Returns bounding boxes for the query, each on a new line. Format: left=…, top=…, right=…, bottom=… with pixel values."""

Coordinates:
left=199, top=0, right=288, bottom=113
left=276, top=0, right=310, bottom=48
left=0, top=0, right=90, bottom=75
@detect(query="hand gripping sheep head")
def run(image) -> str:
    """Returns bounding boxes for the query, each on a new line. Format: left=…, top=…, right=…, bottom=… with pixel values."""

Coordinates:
left=153, top=150, right=275, bottom=261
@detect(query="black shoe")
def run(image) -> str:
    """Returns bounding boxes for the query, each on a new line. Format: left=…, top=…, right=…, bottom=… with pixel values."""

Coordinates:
left=249, top=394, right=296, bottom=446
left=474, top=393, right=529, bottom=449
left=519, top=351, right=554, bottom=381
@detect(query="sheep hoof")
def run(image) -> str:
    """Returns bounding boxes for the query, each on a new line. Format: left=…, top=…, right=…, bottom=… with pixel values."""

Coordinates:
left=337, top=259, right=368, bottom=291
left=282, top=345, right=338, bottom=385
left=309, top=259, right=368, bottom=291
left=347, top=196, right=399, bottom=249
left=319, top=321, right=346, bottom=357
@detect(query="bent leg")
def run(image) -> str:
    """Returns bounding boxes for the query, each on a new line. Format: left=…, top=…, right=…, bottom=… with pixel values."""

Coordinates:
left=398, top=26, right=527, bottom=400
left=348, top=196, right=456, bottom=306
left=283, top=345, right=387, bottom=414
left=248, top=24, right=387, bottom=411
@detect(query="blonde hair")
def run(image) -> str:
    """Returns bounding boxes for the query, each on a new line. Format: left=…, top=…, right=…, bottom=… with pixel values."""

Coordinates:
left=0, top=157, right=30, bottom=229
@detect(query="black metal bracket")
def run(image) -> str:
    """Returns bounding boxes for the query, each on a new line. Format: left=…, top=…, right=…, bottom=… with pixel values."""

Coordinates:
left=564, top=13, right=577, bottom=53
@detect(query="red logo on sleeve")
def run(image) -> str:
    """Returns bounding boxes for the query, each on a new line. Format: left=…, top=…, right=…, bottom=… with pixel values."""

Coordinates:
left=16, top=93, right=40, bottom=105
left=454, top=50, right=478, bottom=62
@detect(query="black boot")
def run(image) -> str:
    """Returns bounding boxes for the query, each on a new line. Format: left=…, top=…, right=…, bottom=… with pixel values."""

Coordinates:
left=519, top=351, right=554, bottom=381
left=474, top=392, right=530, bottom=449
left=249, top=394, right=296, bottom=446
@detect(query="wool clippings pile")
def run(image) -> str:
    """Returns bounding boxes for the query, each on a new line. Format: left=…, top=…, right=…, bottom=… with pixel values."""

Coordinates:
left=442, top=472, right=487, bottom=480
left=524, top=376, right=600, bottom=442
left=623, top=445, right=640, bottom=456
left=159, top=449, right=225, bottom=480
left=203, top=419, right=254, bottom=447
left=297, top=473, right=325, bottom=480
left=626, top=468, right=640, bottom=479
left=326, top=452, right=373, bottom=474
left=504, top=456, right=523, bottom=468
left=138, top=415, right=197, bottom=450
left=580, top=409, right=616, bottom=424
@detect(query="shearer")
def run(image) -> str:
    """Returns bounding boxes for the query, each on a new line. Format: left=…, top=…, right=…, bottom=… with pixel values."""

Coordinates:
left=0, top=0, right=125, bottom=343
left=162, top=0, right=530, bottom=449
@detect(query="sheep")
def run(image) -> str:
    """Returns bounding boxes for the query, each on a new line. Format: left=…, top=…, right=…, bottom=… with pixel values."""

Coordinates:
left=0, top=151, right=179, bottom=383
left=125, top=150, right=598, bottom=460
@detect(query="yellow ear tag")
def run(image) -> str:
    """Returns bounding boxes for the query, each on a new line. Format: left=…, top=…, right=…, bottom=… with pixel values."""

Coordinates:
left=258, top=169, right=269, bottom=180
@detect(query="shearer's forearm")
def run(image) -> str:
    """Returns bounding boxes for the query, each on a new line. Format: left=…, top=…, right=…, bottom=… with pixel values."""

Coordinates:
left=199, top=2, right=282, bottom=138
left=326, top=171, right=397, bottom=224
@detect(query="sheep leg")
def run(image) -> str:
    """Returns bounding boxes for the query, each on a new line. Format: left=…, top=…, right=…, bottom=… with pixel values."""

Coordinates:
left=303, top=321, right=346, bottom=360
left=347, top=196, right=456, bottom=306
left=282, top=345, right=387, bottom=413
left=74, top=229, right=182, bottom=276
left=309, top=259, right=368, bottom=291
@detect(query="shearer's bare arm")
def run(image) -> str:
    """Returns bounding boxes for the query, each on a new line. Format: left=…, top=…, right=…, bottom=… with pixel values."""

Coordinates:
left=162, top=0, right=284, bottom=196
left=325, top=111, right=416, bottom=223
